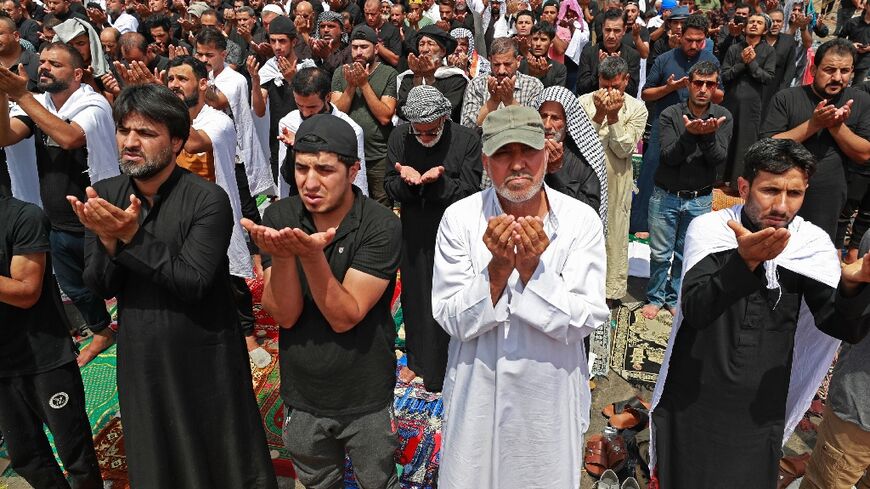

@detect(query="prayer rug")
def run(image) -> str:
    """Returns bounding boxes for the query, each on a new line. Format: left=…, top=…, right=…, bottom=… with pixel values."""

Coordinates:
left=609, top=301, right=673, bottom=388
left=712, top=188, right=744, bottom=211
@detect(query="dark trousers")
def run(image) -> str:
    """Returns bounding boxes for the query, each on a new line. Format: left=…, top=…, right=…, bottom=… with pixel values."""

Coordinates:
left=235, top=163, right=262, bottom=255
left=49, top=230, right=111, bottom=333
left=366, top=157, right=392, bottom=208
left=0, top=362, right=102, bottom=489
left=836, top=172, right=870, bottom=249
left=230, top=275, right=256, bottom=337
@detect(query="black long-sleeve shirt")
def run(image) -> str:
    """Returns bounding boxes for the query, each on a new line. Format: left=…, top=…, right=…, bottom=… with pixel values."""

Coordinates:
left=655, top=101, right=732, bottom=191
left=575, top=42, right=640, bottom=97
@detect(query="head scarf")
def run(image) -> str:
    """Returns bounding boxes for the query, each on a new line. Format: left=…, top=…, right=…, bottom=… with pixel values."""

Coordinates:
left=403, top=85, right=452, bottom=123
left=450, top=27, right=490, bottom=77
left=534, top=86, right=608, bottom=228
left=53, top=18, right=110, bottom=76
left=314, top=10, right=349, bottom=44
left=416, top=25, right=458, bottom=55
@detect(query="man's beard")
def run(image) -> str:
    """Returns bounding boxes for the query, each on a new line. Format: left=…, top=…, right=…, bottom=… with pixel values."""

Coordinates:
left=744, top=196, right=793, bottom=230
left=494, top=171, right=544, bottom=203
left=119, top=146, right=175, bottom=179
left=415, top=126, right=444, bottom=147
left=172, top=88, right=199, bottom=108
left=544, top=127, right=566, bottom=143
left=37, top=73, right=70, bottom=93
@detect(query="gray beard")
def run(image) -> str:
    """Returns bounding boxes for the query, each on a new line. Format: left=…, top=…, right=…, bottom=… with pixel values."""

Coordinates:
left=119, top=146, right=175, bottom=179
left=494, top=173, right=544, bottom=203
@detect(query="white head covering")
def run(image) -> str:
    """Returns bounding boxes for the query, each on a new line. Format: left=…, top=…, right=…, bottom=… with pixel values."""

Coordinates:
left=53, top=18, right=111, bottom=77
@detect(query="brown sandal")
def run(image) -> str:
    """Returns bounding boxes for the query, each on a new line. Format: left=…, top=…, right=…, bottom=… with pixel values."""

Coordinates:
left=777, top=453, right=811, bottom=489
left=584, top=435, right=609, bottom=478
left=607, top=434, right=628, bottom=472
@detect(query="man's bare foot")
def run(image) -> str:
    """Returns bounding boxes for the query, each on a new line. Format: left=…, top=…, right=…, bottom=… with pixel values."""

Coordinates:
left=399, top=366, right=417, bottom=384
left=844, top=247, right=860, bottom=264
left=665, top=305, right=677, bottom=316
left=634, top=232, right=650, bottom=240
left=641, top=303, right=661, bottom=320
left=77, top=329, right=114, bottom=367
left=245, top=334, right=260, bottom=352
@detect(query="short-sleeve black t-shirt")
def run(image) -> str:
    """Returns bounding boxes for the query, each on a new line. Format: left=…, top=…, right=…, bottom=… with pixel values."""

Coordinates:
left=0, top=196, right=77, bottom=377
left=261, top=187, right=402, bottom=416
left=16, top=115, right=90, bottom=233
left=0, top=150, right=10, bottom=198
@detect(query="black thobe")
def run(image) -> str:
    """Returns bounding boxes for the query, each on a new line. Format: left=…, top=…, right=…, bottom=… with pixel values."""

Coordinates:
left=83, top=167, right=277, bottom=489
left=654, top=212, right=870, bottom=489
left=546, top=140, right=602, bottom=212
left=760, top=86, right=870, bottom=240
left=384, top=122, right=482, bottom=392
left=721, top=40, right=776, bottom=187
left=761, top=33, right=796, bottom=114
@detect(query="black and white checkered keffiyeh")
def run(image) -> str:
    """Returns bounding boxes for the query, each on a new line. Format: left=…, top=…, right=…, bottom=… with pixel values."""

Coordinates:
left=534, top=86, right=608, bottom=228
left=315, top=11, right=349, bottom=44
left=403, top=85, right=453, bottom=123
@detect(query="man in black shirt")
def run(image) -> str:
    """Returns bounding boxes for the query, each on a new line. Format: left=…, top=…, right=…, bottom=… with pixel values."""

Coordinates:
left=0, top=42, right=117, bottom=360
left=245, top=114, right=401, bottom=489
left=0, top=16, right=39, bottom=91
left=518, top=21, right=567, bottom=88
left=760, top=38, right=870, bottom=241
left=642, top=60, right=732, bottom=320
left=2, top=0, right=40, bottom=48
left=73, top=84, right=277, bottom=488
left=385, top=86, right=482, bottom=391
left=0, top=196, right=102, bottom=489
left=838, top=6, right=870, bottom=84
left=576, top=8, right=641, bottom=97
left=363, top=0, right=401, bottom=67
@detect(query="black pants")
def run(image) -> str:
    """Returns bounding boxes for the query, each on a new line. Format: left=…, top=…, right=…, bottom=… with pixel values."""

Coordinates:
left=230, top=275, right=256, bottom=337
left=0, top=362, right=102, bottom=489
left=235, top=163, right=262, bottom=255
left=836, top=172, right=870, bottom=249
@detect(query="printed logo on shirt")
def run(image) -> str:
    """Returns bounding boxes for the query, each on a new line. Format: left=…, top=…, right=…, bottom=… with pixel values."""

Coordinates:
left=338, top=247, right=345, bottom=254
left=48, top=392, right=69, bottom=410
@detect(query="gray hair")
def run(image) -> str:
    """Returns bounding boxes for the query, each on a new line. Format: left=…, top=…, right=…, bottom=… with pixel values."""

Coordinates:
left=489, top=37, right=519, bottom=57
left=599, top=56, right=628, bottom=79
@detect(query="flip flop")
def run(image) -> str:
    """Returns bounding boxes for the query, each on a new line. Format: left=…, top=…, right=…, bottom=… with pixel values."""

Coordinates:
left=609, top=406, right=650, bottom=431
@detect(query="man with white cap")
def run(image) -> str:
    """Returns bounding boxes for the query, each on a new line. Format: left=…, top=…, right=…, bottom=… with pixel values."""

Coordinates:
left=432, top=105, right=609, bottom=488
left=384, top=85, right=482, bottom=391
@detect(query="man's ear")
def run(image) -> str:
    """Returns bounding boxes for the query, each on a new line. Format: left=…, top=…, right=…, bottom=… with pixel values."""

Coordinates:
left=736, top=176, right=751, bottom=201
left=171, top=136, right=185, bottom=155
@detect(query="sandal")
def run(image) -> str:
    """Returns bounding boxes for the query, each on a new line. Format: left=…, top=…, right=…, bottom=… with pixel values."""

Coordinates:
left=602, top=396, right=651, bottom=419
left=609, top=406, right=650, bottom=430
left=777, top=453, right=811, bottom=489
left=607, top=434, right=628, bottom=473
left=584, top=435, right=609, bottom=478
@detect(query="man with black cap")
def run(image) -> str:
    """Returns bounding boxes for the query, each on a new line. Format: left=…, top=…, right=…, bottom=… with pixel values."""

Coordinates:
left=397, top=24, right=468, bottom=122
left=257, top=14, right=312, bottom=182
left=243, top=113, right=402, bottom=489
left=332, top=24, right=398, bottom=206
left=385, top=85, right=482, bottom=391
left=432, top=105, right=609, bottom=488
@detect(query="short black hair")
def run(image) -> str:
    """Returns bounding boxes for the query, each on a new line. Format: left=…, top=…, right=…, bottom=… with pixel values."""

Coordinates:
left=113, top=84, right=191, bottom=147
left=146, top=15, right=172, bottom=34
left=531, top=21, right=556, bottom=39
left=195, top=27, right=227, bottom=50
left=292, top=66, right=331, bottom=98
left=603, top=7, right=625, bottom=25
left=41, top=41, right=85, bottom=69
left=742, top=138, right=816, bottom=182
left=684, top=12, right=709, bottom=34
left=814, top=38, right=856, bottom=69
left=167, top=55, right=209, bottom=81
left=733, top=2, right=750, bottom=10
left=688, top=59, right=718, bottom=79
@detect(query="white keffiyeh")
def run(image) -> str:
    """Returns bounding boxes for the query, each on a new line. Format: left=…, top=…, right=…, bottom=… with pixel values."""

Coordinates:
left=534, top=86, right=608, bottom=230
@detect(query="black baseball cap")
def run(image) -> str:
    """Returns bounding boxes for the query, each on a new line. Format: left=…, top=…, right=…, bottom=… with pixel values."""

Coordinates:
left=294, top=114, right=358, bottom=160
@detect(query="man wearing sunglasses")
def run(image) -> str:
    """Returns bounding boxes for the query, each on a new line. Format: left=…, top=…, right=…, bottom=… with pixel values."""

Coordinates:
left=641, top=59, right=731, bottom=320
left=384, top=85, right=482, bottom=390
